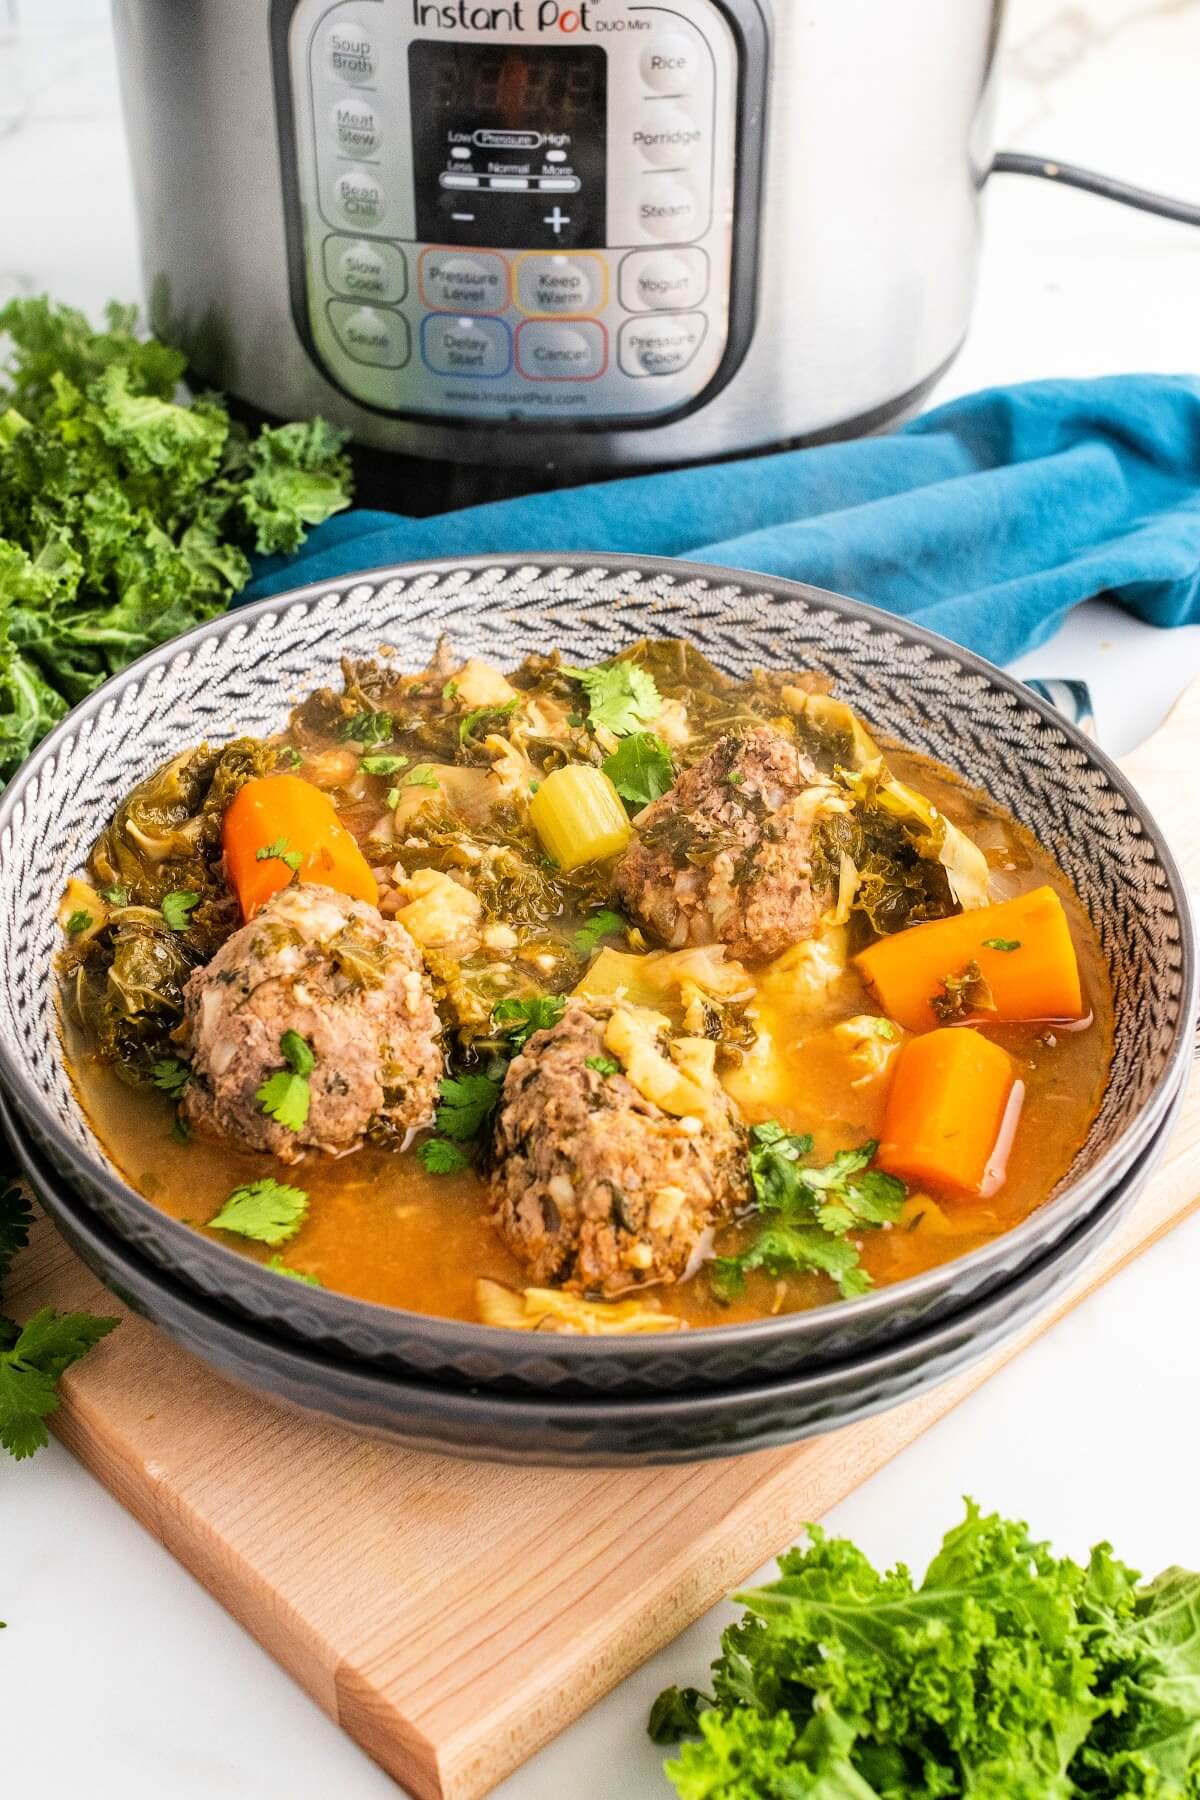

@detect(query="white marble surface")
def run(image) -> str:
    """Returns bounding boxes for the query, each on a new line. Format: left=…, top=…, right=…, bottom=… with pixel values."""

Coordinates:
left=2, top=3, right=1200, bottom=1796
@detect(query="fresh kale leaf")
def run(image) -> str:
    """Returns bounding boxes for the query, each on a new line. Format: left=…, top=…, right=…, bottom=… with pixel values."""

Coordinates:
left=603, top=731, right=675, bottom=806
left=207, top=1178, right=309, bottom=1246
left=563, top=659, right=662, bottom=737
left=648, top=1686, right=711, bottom=1746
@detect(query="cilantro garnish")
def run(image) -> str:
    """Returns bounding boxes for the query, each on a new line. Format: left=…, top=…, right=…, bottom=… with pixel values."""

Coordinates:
left=573, top=909, right=628, bottom=956
left=207, top=1178, right=309, bottom=1247
left=563, top=660, right=662, bottom=737
left=418, top=1137, right=472, bottom=1175
left=585, top=1055, right=620, bottom=1078
left=442, top=680, right=459, bottom=701
left=256, top=1031, right=315, bottom=1133
left=405, top=764, right=440, bottom=789
left=434, top=1074, right=503, bottom=1142
left=338, top=710, right=393, bottom=746
left=100, top=884, right=129, bottom=907
left=0, top=1306, right=119, bottom=1460
left=160, top=889, right=200, bottom=931
left=151, top=1057, right=191, bottom=1097
left=255, top=836, right=303, bottom=873
left=983, top=937, right=1022, bottom=952
left=459, top=699, right=519, bottom=744
left=493, top=993, right=567, bottom=1051
left=361, top=753, right=410, bottom=776
left=603, top=732, right=675, bottom=806
left=65, top=909, right=93, bottom=936
left=267, top=1255, right=321, bottom=1286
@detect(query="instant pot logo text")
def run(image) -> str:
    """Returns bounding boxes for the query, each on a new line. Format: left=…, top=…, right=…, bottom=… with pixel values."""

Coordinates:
left=412, top=0, right=608, bottom=29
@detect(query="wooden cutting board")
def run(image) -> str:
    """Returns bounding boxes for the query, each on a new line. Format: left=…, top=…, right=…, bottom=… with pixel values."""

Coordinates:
left=7, top=680, right=1200, bottom=1800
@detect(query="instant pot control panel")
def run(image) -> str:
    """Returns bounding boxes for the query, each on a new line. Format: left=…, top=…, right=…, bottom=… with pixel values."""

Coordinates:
left=273, top=0, right=767, bottom=430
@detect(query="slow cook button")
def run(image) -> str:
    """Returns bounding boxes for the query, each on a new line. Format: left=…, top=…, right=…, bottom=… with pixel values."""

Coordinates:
left=640, top=34, right=700, bottom=93
left=328, top=301, right=410, bottom=368
left=515, top=252, right=605, bottom=317
left=420, top=249, right=508, bottom=314
left=619, top=312, right=708, bottom=378
left=422, top=314, right=512, bottom=377
left=638, top=179, right=703, bottom=242
left=327, top=21, right=377, bottom=85
left=324, top=236, right=407, bottom=304
left=332, top=165, right=386, bottom=229
left=620, top=247, right=709, bottom=313
left=517, top=321, right=607, bottom=381
left=632, top=108, right=705, bottom=169
left=332, top=95, right=382, bottom=157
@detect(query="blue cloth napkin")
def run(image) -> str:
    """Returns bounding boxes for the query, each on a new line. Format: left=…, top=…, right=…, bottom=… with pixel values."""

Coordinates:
left=244, top=375, right=1200, bottom=666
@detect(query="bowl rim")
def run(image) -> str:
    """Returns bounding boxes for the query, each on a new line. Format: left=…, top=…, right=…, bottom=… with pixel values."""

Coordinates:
left=0, top=549, right=1195, bottom=1368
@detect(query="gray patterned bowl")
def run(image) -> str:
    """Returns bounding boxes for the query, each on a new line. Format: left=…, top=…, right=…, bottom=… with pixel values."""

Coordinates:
left=0, top=554, right=1194, bottom=1399
left=0, top=1073, right=1184, bottom=1465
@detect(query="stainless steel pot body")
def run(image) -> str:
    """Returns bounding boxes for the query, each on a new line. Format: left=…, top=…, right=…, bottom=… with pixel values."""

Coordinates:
left=111, top=0, right=1004, bottom=471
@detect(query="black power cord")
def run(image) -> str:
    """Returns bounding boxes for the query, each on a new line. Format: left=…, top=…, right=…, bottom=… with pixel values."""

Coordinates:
left=992, top=150, right=1200, bottom=226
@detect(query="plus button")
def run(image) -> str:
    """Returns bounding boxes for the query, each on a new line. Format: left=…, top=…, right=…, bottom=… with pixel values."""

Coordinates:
left=544, top=206, right=571, bottom=236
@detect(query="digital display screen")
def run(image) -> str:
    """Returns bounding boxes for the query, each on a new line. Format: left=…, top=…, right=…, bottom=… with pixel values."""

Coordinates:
left=409, top=40, right=607, bottom=250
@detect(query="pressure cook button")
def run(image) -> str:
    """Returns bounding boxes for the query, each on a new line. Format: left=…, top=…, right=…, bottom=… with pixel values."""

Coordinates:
left=515, top=253, right=605, bottom=317
left=332, top=95, right=381, bottom=157
left=327, top=22, right=376, bottom=85
left=619, top=312, right=708, bottom=378
left=632, top=109, right=705, bottom=169
left=421, top=314, right=512, bottom=378
left=516, top=320, right=607, bottom=381
left=324, top=236, right=407, bottom=304
left=419, top=250, right=508, bottom=313
left=328, top=301, right=410, bottom=368
left=620, top=248, right=709, bottom=313
left=640, top=35, right=700, bottom=92
left=638, top=179, right=702, bottom=242
left=332, top=165, right=386, bottom=229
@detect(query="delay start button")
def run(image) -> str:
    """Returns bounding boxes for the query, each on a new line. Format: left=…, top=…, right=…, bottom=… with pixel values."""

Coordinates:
left=421, top=314, right=512, bottom=378
left=515, top=252, right=606, bottom=317
left=517, top=320, right=607, bottom=381
left=420, top=249, right=508, bottom=314
left=619, top=312, right=708, bottom=378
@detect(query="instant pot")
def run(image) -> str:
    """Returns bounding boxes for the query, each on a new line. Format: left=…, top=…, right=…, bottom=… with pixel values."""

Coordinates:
left=112, top=0, right=1004, bottom=493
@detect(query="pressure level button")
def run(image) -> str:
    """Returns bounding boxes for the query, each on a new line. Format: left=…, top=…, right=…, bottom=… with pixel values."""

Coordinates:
left=328, top=22, right=376, bottom=86
left=640, top=36, right=700, bottom=93
left=420, top=250, right=509, bottom=314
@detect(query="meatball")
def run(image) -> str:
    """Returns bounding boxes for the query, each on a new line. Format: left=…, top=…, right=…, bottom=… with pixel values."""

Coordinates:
left=180, top=884, right=441, bottom=1163
left=489, top=1000, right=748, bottom=1295
left=614, top=726, right=834, bottom=963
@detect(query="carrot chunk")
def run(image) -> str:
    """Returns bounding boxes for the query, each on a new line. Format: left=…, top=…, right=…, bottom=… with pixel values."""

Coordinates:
left=223, top=775, right=378, bottom=920
left=855, top=886, right=1084, bottom=1034
left=876, top=1028, right=1020, bottom=1199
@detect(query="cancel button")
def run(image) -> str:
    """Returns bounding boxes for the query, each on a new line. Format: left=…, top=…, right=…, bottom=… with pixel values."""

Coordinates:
left=619, top=312, right=708, bottom=378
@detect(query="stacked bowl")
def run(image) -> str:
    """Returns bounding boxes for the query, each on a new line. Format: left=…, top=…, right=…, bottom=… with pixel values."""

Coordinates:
left=0, top=555, right=1194, bottom=1466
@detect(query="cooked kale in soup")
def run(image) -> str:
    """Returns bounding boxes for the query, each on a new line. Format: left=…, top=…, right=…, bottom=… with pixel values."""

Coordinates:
left=59, top=640, right=1112, bottom=1335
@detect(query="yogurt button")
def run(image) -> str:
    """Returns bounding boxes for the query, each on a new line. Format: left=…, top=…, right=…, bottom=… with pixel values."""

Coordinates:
left=332, top=95, right=382, bottom=157
left=324, top=237, right=408, bottom=304
left=620, top=248, right=709, bottom=313
left=420, top=250, right=508, bottom=313
left=638, top=178, right=703, bottom=242
left=328, top=301, right=410, bottom=368
left=619, top=313, right=708, bottom=378
left=332, top=165, right=386, bottom=228
left=640, top=35, right=700, bottom=92
left=632, top=108, right=705, bottom=168
left=328, top=22, right=377, bottom=85
left=421, top=315, right=512, bottom=378
left=517, top=321, right=607, bottom=381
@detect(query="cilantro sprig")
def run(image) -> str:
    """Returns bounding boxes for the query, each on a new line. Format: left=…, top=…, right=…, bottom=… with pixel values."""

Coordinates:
left=256, top=1030, right=315, bottom=1133
left=151, top=1057, right=191, bottom=1097
left=338, top=710, right=394, bottom=746
left=207, top=1178, right=309, bottom=1246
left=492, top=993, right=567, bottom=1051
left=563, top=659, right=662, bottom=737
left=419, top=996, right=568, bottom=1174
left=603, top=731, right=675, bottom=806
left=256, top=836, right=302, bottom=874
left=161, top=889, right=200, bottom=931
left=573, top=909, right=628, bottom=956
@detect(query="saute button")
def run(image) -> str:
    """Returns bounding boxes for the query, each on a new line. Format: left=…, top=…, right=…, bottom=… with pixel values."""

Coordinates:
left=632, top=108, right=705, bottom=169
left=638, top=179, right=702, bottom=242
left=619, top=312, right=708, bottom=378
left=332, top=95, right=382, bottom=157
left=517, top=321, right=606, bottom=381
left=419, top=250, right=508, bottom=313
left=332, top=165, right=386, bottom=229
left=515, top=253, right=605, bottom=316
left=640, top=35, right=700, bottom=92
left=421, top=315, right=512, bottom=377
left=327, top=22, right=376, bottom=85
left=324, top=237, right=407, bottom=304
left=328, top=301, right=410, bottom=368
left=620, top=248, right=709, bottom=313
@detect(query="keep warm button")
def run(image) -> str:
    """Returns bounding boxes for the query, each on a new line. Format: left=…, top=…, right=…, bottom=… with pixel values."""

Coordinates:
left=619, top=312, right=707, bottom=378
left=517, top=320, right=607, bottom=381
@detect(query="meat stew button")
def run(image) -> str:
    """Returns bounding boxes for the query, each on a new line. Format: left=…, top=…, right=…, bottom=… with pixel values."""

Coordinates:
left=517, top=321, right=607, bottom=380
left=328, top=301, right=410, bottom=368
left=619, top=312, right=707, bottom=377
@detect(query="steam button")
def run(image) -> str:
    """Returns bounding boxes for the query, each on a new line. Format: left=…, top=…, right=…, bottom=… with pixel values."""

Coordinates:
left=637, top=179, right=703, bottom=242
left=332, top=95, right=382, bottom=158
left=640, top=36, right=700, bottom=93
left=619, top=313, right=708, bottom=378
left=324, top=236, right=407, bottom=305
left=328, top=22, right=377, bottom=86
left=332, top=165, right=386, bottom=229
left=328, top=301, right=410, bottom=368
